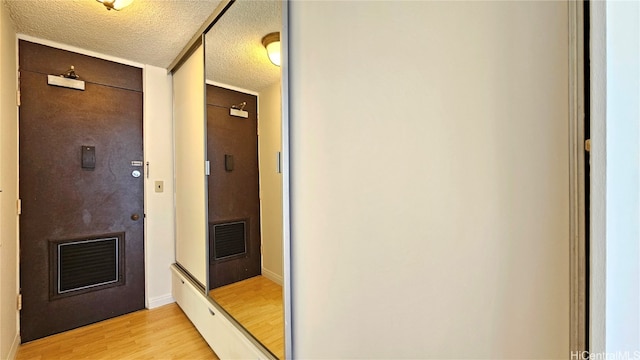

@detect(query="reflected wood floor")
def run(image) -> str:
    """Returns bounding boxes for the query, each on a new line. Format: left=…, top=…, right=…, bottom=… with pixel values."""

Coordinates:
left=16, top=303, right=218, bottom=360
left=209, top=275, right=283, bottom=359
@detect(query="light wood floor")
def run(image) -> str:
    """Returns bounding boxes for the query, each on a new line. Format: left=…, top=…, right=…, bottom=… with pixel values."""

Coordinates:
left=16, top=303, right=218, bottom=360
left=209, top=275, right=284, bottom=359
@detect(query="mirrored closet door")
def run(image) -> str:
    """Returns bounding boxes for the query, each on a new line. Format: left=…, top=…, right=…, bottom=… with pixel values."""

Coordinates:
left=172, top=0, right=285, bottom=358
left=204, top=1, right=284, bottom=357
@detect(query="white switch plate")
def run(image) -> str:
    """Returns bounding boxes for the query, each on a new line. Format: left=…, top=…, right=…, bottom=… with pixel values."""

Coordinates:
left=154, top=180, right=164, bottom=193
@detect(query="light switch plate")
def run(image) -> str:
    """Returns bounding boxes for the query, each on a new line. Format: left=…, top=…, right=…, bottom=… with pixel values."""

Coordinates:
left=154, top=180, right=164, bottom=193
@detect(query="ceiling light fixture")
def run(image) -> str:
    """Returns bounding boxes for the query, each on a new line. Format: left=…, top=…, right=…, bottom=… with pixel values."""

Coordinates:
left=96, top=0, right=133, bottom=11
left=261, top=32, right=281, bottom=67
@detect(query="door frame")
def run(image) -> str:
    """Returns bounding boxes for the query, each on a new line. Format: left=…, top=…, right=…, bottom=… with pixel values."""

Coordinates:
left=568, top=0, right=588, bottom=352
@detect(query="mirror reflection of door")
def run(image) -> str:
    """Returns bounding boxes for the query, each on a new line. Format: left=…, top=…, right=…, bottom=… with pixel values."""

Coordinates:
left=204, top=0, right=283, bottom=358
left=207, top=85, right=261, bottom=288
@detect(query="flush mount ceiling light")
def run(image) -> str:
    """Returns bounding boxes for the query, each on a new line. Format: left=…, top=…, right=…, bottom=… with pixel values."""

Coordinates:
left=96, top=0, right=133, bottom=11
left=261, top=32, right=281, bottom=67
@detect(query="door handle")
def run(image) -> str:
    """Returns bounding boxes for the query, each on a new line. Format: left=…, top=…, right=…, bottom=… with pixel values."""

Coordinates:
left=131, top=214, right=140, bottom=221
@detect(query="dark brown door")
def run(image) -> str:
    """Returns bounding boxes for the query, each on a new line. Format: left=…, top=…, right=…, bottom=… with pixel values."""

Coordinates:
left=207, top=85, right=261, bottom=289
left=18, top=41, right=145, bottom=342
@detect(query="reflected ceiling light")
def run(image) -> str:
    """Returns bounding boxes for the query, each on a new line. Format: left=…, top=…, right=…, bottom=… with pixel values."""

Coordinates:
left=96, top=0, right=133, bottom=11
left=261, top=32, right=281, bottom=67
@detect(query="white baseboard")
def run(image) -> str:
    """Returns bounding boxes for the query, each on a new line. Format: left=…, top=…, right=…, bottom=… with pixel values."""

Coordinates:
left=147, top=293, right=175, bottom=309
left=7, top=332, right=19, bottom=360
left=262, top=267, right=283, bottom=286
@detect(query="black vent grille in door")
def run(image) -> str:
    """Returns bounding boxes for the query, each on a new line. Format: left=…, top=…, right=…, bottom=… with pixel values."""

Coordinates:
left=212, top=221, right=247, bottom=260
left=50, top=233, right=125, bottom=298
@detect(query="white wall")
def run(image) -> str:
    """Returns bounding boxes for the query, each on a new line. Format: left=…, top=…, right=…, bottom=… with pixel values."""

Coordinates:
left=599, top=0, right=640, bottom=353
left=0, top=3, right=19, bottom=359
left=258, top=81, right=283, bottom=284
left=289, top=1, right=570, bottom=358
left=143, top=65, right=176, bottom=308
left=590, top=0, right=640, bottom=353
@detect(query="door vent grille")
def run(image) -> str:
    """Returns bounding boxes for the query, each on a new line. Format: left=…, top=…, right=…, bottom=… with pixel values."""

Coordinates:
left=50, top=233, right=124, bottom=299
left=212, top=221, right=247, bottom=260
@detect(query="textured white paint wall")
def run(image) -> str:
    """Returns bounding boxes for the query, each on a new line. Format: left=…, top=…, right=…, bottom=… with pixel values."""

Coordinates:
left=605, top=0, right=640, bottom=352
left=0, top=3, right=19, bottom=359
left=590, top=1, right=640, bottom=352
left=289, top=1, right=570, bottom=358
left=143, top=65, right=176, bottom=308
left=258, top=81, right=283, bottom=283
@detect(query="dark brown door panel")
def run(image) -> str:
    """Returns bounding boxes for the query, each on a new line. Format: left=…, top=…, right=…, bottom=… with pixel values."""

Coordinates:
left=19, top=40, right=142, bottom=92
left=19, top=41, right=144, bottom=342
left=207, top=85, right=261, bottom=289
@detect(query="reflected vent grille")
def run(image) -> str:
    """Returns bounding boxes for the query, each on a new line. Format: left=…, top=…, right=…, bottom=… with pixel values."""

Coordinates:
left=212, top=221, right=246, bottom=260
left=56, top=236, right=120, bottom=294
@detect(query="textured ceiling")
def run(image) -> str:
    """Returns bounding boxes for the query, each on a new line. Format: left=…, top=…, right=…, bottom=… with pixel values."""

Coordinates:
left=3, top=0, right=281, bottom=92
left=205, top=0, right=281, bottom=92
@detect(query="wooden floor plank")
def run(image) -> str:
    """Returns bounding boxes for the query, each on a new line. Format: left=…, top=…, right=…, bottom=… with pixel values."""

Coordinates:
left=209, top=275, right=284, bottom=359
left=16, top=303, right=218, bottom=360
